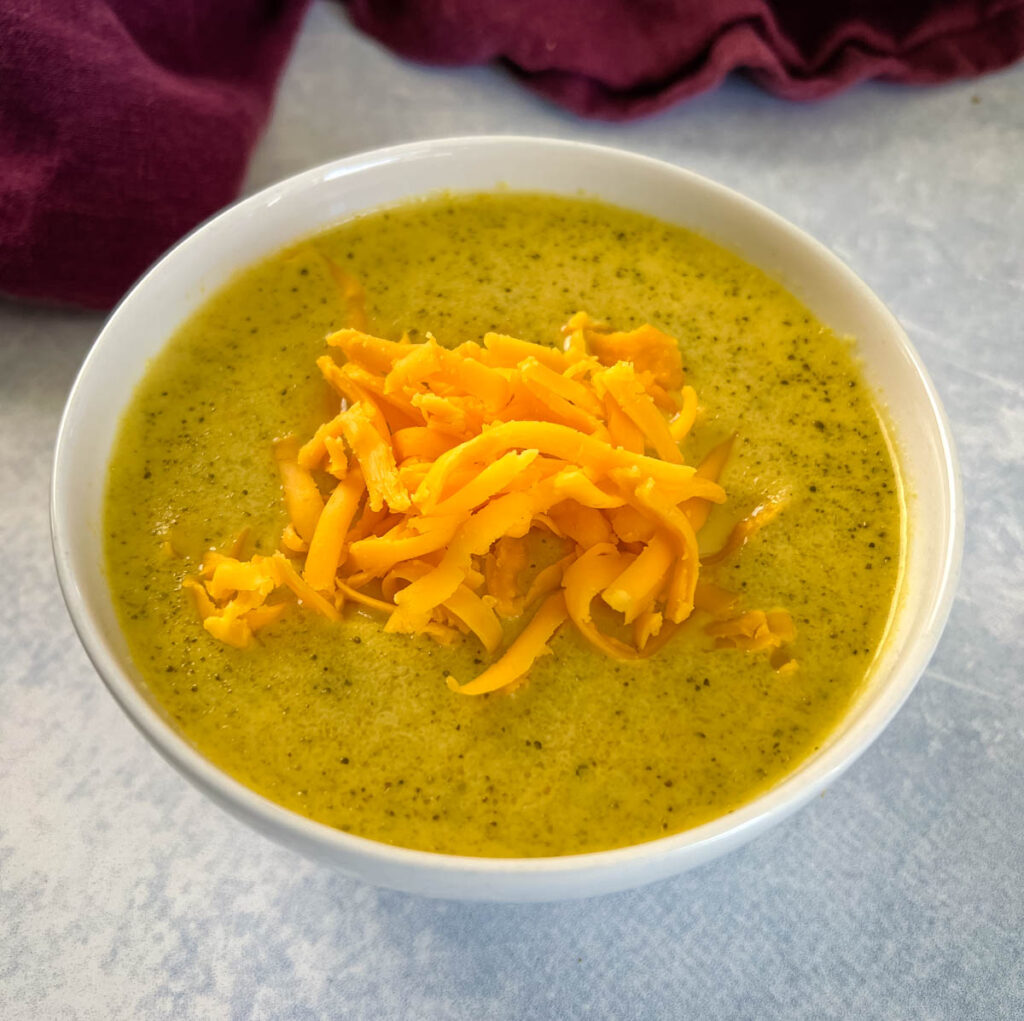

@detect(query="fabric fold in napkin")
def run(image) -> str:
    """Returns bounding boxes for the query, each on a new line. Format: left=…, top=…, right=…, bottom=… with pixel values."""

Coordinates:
left=1, top=0, right=1022, bottom=310
left=0, top=0, right=309, bottom=310
left=348, top=0, right=1024, bottom=119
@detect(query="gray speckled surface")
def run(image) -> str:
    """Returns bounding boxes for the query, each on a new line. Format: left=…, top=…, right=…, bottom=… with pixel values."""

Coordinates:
left=2, top=3, right=1022, bottom=1017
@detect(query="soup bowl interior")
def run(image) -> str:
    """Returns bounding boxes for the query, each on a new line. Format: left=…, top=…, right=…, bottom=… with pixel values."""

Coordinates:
left=52, top=137, right=961, bottom=901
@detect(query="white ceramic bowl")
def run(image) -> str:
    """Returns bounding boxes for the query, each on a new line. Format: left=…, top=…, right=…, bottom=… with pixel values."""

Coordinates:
left=52, top=137, right=962, bottom=901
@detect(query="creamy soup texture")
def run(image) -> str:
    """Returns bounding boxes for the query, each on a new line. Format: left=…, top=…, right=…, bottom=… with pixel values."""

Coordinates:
left=105, top=193, right=902, bottom=857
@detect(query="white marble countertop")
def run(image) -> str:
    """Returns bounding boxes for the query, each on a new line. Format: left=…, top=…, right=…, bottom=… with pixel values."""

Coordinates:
left=2, top=4, right=1022, bottom=1018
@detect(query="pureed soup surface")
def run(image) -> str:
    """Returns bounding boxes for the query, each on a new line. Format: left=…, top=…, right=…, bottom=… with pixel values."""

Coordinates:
left=105, top=193, right=902, bottom=857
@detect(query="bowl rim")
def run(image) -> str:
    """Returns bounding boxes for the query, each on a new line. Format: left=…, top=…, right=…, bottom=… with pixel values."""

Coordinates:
left=51, top=134, right=964, bottom=881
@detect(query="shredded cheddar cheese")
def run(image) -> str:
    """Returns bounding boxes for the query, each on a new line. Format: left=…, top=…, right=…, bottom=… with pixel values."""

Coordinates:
left=183, top=307, right=797, bottom=692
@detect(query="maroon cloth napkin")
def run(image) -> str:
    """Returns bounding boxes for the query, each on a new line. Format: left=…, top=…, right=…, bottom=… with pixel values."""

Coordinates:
left=2, top=0, right=1022, bottom=311
left=349, top=0, right=1024, bottom=117
left=0, top=0, right=308, bottom=310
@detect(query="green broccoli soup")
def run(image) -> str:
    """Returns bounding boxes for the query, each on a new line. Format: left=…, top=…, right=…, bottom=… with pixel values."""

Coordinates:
left=105, top=193, right=902, bottom=857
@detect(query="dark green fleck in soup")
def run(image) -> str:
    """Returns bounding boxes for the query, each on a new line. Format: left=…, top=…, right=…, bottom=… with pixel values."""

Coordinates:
left=105, top=193, right=902, bottom=857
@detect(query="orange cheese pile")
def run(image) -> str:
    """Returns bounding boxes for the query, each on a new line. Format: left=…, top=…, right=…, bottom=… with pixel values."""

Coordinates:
left=184, top=310, right=796, bottom=694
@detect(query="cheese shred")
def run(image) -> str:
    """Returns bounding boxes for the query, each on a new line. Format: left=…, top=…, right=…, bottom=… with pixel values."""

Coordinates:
left=184, top=306, right=796, bottom=692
